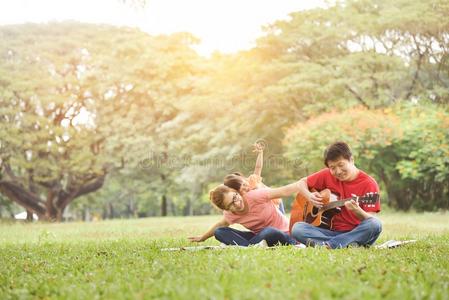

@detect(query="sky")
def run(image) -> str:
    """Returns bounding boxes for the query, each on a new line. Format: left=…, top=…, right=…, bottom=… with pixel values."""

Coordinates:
left=0, top=0, right=326, bottom=56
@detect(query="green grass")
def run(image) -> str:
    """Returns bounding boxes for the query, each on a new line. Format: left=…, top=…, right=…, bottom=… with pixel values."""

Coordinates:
left=0, top=212, right=448, bottom=300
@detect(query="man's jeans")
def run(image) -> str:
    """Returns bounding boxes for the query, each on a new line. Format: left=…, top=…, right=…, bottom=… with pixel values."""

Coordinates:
left=214, top=226, right=297, bottom=247
left=291, top=218, right=382, bottom=249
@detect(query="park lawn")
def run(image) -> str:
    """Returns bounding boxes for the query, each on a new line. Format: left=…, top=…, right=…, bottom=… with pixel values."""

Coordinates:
left=0, top=212, right=448, bottom=300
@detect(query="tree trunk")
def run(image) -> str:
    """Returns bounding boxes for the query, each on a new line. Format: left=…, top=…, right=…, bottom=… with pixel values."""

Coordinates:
left=83, top=207, right=91, bottom=222
left=161, top=194, right=167, bottom=216
left=184, top=198, right=192, bottom=216
left=170, top=199, right=177, bottom=216
left=45, top=190, right=58, bottom=221
left=109, top=202, right=114, bottom=219
left=56, top=208, right=64, bottom=222
left=127, top=199, right=138, bottom=218
left=26, top=210, right=33, bottom=222
left=1, top=170, right=109, bottom=222
left=160, top=172, right=168, bottom=216
left=130, top=199, right=138, bottom=218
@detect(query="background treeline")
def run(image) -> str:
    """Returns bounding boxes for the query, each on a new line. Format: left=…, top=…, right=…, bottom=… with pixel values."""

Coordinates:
left=1, top=0, right=448, bottom=221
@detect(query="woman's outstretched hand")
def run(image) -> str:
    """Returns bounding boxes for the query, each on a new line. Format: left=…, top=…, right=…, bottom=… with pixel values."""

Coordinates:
left=188, top=236, right=204, bottom=243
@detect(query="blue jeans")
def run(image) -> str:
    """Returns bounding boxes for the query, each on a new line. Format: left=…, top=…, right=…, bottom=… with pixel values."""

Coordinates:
left=278, top=201, right=285, bottom=215
left=291, top=218, right=382, bottom=249
left=214, top=226, right=297, bottom=247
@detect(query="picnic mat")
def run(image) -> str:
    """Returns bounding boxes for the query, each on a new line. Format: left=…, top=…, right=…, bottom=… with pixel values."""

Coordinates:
left=374, top=239, right=417, bottom=249
left=161, top=240, right=417, bottom=251
left=161, top=245, right=233, bottom=251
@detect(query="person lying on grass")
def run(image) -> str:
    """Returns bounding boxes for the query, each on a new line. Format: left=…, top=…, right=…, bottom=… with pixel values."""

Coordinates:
left=223, top=141, right=285, bottom=214
left=188, top=180, right=303, bottom=247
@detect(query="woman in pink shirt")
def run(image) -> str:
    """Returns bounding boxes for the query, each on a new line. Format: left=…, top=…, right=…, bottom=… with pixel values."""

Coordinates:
left=188, top=180, right=303, bottom=247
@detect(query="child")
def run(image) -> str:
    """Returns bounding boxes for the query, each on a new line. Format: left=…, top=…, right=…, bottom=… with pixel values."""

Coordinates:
left=223, top=142, right=285, bottom=214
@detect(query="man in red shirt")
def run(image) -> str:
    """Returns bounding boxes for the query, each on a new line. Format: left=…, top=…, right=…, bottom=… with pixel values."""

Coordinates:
left=291, top=142, right=382, bottom=248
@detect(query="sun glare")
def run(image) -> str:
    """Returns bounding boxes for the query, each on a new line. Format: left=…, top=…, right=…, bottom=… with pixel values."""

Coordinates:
left=72, top=107, right=95, bottom=128
left=0, top=0, right=325, bottom=56
left=143, top=0, right=327, bottom=55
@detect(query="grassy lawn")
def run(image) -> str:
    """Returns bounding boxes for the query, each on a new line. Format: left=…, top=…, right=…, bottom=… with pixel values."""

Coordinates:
left=0, top=212, right=448, bottom=299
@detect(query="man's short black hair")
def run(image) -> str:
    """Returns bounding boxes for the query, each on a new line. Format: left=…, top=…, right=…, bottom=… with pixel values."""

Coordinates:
left=324, top=142, right=352, bottom=167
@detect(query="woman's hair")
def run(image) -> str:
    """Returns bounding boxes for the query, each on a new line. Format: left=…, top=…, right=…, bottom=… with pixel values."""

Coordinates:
left=223, top=173, right=244, bottom=191
left=209, top=184, right=233, bottom=210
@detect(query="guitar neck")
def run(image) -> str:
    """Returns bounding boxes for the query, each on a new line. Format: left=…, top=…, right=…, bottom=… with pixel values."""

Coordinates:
left=323, top=197, right=356, bottom=211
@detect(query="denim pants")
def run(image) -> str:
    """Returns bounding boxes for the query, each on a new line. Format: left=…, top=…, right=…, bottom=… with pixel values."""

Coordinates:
left=291, top=217, right=382, bottom=249
left=214, top=226, right=297, bottom=247
left=278, top=201, right=286, bottom=215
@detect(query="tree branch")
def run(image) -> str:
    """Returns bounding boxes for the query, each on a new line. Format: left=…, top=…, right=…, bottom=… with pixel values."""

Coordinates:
left=405, top=35, right=425, bottom=100
left=3, top=163, right=19, bottom=181
left=75, top=174, right=106, bottom=198
left=56, top=173, right=107, bottom=210
left=0, top=180, right=46, bottom=216
left=345, top=84, right=370, bottom=109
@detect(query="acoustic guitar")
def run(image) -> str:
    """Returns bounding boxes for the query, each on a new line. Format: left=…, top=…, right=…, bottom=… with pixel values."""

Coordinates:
left=289, top=189, right=379, bottom=232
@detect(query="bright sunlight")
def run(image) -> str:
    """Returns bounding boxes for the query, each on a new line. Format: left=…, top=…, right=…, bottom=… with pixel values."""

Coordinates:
left=0, top=0, right=325, bottom=55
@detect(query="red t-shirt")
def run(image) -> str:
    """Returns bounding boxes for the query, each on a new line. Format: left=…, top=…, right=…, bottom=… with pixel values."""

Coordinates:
left=307, top=168, right=380, bottom=231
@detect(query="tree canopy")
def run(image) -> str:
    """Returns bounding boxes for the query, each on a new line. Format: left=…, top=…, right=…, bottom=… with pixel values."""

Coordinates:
left=1, top=0, right=449, bottom=220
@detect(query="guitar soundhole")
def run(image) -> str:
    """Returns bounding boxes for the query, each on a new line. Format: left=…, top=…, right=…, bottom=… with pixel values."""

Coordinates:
left=305, top=207, right=320, bottom=224
left=305, top=214, right=316, bottom=224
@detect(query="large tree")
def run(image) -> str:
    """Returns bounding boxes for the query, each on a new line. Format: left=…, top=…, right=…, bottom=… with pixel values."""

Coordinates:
left=0, top=23, right=200, bottom=220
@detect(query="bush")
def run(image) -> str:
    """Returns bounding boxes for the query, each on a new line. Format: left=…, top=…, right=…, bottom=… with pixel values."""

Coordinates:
left=284, top=103, right=449, bottom=210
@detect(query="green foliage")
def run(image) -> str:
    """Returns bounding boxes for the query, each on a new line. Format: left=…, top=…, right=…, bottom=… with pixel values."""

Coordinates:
left=391, top=105, right=449, bottom=209
left=284, top=107, right=401, bottom=173
left=256, top=0, right=449, bottom=113
left=0, top=23, right=202, bottom=218
left=284, top=103, right=449, bottom=210
left=0, top=194, right=16, bottom=218
left=2, top=0, right=449, bottom=218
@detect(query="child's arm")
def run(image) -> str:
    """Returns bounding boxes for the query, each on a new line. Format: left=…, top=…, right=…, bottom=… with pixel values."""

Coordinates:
left=253, top=142, right=264, bottom=177
left=188, top=217, right=230, bottom=242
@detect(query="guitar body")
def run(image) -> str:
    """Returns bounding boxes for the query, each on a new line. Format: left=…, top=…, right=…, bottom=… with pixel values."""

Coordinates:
left=288, top=189, right=380, bottom=233
left=289, top=189, right=338, bottom=232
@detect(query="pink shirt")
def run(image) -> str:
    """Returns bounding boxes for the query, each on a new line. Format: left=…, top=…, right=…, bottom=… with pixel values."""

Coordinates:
left=223, top=188, right=289, bottom=234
